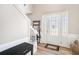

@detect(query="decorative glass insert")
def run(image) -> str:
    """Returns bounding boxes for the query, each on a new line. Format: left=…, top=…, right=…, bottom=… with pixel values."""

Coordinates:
left=42, top=12, right=68, bottom=36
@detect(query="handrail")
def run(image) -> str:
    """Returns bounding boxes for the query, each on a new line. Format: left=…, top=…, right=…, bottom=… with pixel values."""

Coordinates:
left=30, top=26, right=38, bottom=35
left=13, top=4, right=31, bottom=23
left=13, top=4, right=37, bottom=34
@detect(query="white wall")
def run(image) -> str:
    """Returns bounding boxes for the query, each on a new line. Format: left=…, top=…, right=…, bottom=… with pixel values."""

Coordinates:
left=29, top=4, right=79, bottom=34
left=15, top=4, right=33, bottom=14
left=28, top=4, right=79, bottom=48
left=0, top=4, right=30, bottom=44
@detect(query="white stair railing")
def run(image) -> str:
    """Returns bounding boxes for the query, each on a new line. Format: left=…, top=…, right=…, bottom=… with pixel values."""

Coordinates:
left=13, top=4, right=31, bottom=23
left=13, top=4, right=38, bottom=36
left=30, top=26, right=38, bottom=35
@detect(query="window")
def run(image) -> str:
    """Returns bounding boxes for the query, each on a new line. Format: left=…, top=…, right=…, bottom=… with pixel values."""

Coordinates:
left=42, top=11, right=68, bottom=36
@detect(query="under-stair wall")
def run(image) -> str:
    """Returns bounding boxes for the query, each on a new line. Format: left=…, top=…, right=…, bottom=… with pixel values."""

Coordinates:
left=0, top=4, right=31, bottom=51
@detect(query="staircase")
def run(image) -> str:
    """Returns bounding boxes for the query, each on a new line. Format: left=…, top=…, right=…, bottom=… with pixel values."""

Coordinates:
left=13, top=4, right=38, bottom=53
left=0, top=4, right=37, bottom=54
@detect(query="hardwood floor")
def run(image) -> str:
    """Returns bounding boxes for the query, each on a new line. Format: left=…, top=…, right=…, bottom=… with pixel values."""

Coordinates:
left=35, top=43, right=72, bottom=55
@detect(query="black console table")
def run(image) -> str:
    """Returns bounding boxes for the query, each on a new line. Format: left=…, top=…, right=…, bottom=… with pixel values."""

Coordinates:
left=0, top=42, right=33, bottom=55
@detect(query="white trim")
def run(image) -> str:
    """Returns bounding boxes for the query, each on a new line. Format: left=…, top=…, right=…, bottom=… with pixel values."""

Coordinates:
left=0, top=37, right=29, bottom=52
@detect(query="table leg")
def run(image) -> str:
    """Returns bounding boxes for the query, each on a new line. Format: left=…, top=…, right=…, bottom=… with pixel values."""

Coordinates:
left=31, top=48, right=33, bottom=55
